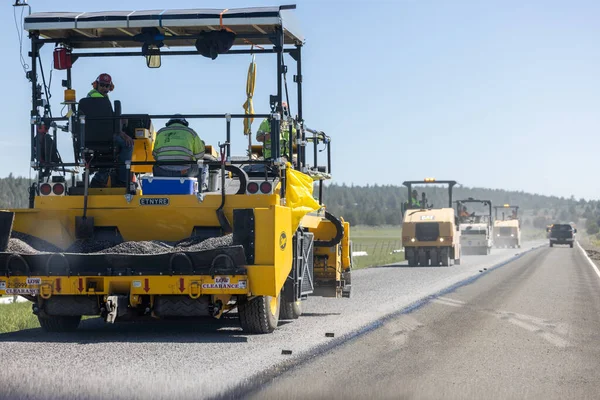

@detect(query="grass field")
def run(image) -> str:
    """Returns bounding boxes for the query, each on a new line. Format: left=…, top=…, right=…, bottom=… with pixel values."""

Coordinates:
left=0, top=301, right=39, bottom=333
left=350, top=225, right=404, bottom=269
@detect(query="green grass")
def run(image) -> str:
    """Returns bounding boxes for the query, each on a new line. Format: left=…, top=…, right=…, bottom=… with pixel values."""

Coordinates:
left=351, top=225, right=404, bottom=269
left=0, top=300, right=39, bottom=333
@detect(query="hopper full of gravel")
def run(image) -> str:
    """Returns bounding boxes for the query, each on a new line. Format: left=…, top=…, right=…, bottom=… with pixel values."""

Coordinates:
left=5, top=233, right=234, bottom=255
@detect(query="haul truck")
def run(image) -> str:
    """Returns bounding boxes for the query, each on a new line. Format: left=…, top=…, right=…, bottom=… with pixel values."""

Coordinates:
left=0, top=3, right=352, bottom=333
left=401, top=179, right=461, bottom=267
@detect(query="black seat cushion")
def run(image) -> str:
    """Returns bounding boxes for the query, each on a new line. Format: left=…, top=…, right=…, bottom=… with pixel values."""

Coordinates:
left=75, top=97, right=117, bottom=164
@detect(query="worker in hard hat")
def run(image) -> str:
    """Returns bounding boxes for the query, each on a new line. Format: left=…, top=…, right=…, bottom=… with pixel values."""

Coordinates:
left=460, top=206, right=470, bottom=218
left=410, top=190, right=421, bottom=208
left=256, top=101, right=296, bottom=160
left=88, top=73, right=135, bottom=188
left=88, top=73, right=115, bottom=99
left=152, top=115, right=205, bottom=178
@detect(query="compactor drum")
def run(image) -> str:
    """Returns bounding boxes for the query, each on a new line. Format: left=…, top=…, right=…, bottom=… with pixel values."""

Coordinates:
left=401, top=179, right=461, bottom=267
left=0, top=4, right=352, bottom=334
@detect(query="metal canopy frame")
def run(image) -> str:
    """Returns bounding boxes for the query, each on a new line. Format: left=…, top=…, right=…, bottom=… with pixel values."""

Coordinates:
left=455, top=198, right=493, bottom=224
left=494, top=205, right=519, bottom=221
left=20, top=4, right=332, bottom=208
left=402, top=180, right=458, bottom=209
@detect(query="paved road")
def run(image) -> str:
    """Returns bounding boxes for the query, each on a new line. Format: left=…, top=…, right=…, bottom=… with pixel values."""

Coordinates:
left=0, top=241, right=545, bottom=400
left=254, top=244, right=600, bottom=400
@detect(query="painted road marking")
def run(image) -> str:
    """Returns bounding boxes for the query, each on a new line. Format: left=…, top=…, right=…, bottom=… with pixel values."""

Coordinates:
left=576, top=241, right=600, bottom=280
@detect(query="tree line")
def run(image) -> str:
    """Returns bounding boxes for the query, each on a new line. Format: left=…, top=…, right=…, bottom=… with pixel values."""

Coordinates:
left=322, top=183, right=587, bottom=226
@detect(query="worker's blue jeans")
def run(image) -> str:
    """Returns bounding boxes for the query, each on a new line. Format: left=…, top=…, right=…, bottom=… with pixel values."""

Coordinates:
left=91, top=135, right=133, bottom=187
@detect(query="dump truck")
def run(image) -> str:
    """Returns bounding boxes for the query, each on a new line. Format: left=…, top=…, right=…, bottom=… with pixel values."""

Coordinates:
left=455, top=198, right=493, bottom=255
left=0, top=4, right=352, bottom=333
left=401, top=179, right=461, bottom=267
left=493, top=204, right=521, bottom=248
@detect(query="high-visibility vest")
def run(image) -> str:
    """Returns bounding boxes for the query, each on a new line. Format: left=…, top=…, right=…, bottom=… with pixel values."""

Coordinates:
left=411, top=198, right=421, bottom=207
left=153, top=123, right=205, bottom=163
left=87, top=89, right=107, bottom=99
left=255, top=118, right=295, bottom=158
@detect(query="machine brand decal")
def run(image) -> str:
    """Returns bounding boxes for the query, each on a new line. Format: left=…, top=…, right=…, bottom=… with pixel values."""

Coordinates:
left=139, top=198, right=170, bottom=206
left=26, top=278, right=41, bottom=286
left=0, top=281, right=5, bottom=290
left=420, top=216, right=435, bottom=220
left=202, top=277, right=247, bottom=289
left=5, top=288, right=39, bottom=295
left=132, top=280, right=142, bottom=288
left=279, top=232, right=287, bottom=250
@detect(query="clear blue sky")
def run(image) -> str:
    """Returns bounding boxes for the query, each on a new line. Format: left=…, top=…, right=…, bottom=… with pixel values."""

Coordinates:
left=2, top=0, right=599, bottom=200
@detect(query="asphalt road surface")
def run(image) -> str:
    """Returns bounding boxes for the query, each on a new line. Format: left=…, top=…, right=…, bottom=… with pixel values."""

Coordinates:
left=254, top=243, right=600, bottom=400
left=0, top=241, right=552, bottom=400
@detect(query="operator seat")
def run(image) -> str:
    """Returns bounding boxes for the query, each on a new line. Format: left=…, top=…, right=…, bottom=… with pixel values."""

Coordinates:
left=75, top=97, right=120, bottom=165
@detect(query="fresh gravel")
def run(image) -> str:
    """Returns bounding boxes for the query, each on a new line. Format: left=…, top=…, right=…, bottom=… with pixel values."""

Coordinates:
left=6, top=233, right=234, bottom=255
left=6, top=238, right=39, bottom=255
left=10, top=231, right=62, bottom=253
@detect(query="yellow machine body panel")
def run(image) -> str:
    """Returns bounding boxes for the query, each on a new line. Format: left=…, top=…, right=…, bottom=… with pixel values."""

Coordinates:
left=402, top=207, right=459, bottom=248
left=5, top=194, right=293, bottom=298
left=130, top=132, right=156, bottom=173
left=12, top=194, right=278, bottom=248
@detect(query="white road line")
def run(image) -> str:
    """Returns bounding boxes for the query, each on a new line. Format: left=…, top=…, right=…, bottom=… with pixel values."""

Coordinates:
left=576, top=241, right=600, bottom=280
left=431, top=298, right=464, bottom=308
left=437, top=296, right=466, bottom=305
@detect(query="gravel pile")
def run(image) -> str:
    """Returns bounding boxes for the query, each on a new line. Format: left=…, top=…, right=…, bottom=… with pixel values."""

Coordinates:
left=96, top=240, right=174, bottom=255
left=174, top=234, right=234, bottom=252
left=5, top=233, right=234, bottom=255
left=11, top=231, right=62, bottom=252
left=66, top=239, right=118, bottom=254
left=7, top=238, right=40, bottom=255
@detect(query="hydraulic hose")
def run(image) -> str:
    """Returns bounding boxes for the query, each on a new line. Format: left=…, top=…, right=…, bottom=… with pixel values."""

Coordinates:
left=314, top=211, right=344, bottom=248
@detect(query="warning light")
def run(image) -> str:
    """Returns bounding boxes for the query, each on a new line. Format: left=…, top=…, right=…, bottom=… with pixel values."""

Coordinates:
left=424, top=178, right=436, bottom=182
left=503, top=204, right=510, bottom=207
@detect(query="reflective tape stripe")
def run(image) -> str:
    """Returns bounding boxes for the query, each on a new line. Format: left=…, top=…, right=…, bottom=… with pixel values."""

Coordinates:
left=155, top=155, right=193, bottom=161
left=154, top=146, right=194, bottom=156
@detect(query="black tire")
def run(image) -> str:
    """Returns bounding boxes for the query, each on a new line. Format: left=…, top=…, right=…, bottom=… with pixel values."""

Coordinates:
left=418, top=252, right=428, bottom=267
left=550, top=243, right=553, bottom=247
left=570, top=243, right=574, bottom=248
left=238, top=295, right=280, bottom=334
left=38, top=314, right=81, bottom=332
left=440, top=249, right=450, bottom=267
left=406, top=253, right=416, bottom=267
left=280, top=299, right=302, bottom=319
left=454, top=258, right=461, bottom=265
left=430, top=250, right=439, bottom=267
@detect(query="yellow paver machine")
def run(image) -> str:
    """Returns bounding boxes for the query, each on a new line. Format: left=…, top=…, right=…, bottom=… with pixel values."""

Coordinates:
left=0, top=3, right=352, bottom=333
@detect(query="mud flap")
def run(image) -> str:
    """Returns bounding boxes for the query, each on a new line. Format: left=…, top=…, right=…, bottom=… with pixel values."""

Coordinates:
left=284, top=230, right=314, bottom=302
